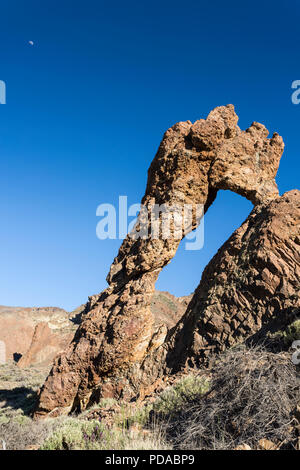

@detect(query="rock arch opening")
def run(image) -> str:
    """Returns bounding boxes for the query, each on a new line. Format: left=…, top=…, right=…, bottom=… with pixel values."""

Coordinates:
left=156, top=190, right=253, bottom=297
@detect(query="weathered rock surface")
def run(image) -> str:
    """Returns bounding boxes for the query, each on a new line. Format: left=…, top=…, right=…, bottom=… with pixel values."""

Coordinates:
left=121, top=191, right=300, bottom=399
left=150, top=291, right=192, bottom=329
left=34, top=104, right=286, bottom=418
left=0, top=292, right=186, bottom=368
left=166, top=190, right=300, bottom=368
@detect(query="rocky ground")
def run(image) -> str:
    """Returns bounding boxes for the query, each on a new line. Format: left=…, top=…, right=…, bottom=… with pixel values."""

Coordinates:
left=0, top=324, right=299, bottom=450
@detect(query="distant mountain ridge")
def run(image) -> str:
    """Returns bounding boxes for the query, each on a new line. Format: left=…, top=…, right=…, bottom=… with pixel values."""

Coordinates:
left=0, top=291, right=191, bottom=367
left=0, top=305, right=82, bottom=366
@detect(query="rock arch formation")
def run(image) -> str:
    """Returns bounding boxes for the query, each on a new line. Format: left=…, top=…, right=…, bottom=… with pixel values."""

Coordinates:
left=34, top=104, right=290, bottom=418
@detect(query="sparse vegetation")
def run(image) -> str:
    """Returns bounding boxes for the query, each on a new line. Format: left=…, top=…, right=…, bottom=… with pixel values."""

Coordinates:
left=0, top=362, right=169, bottom=450
left=152, top=375, right=210, bottom=417
left=1, top=346, right=299, bottom=450
left=271, top=319, right=300, bottom=347
left=0, top=362, right=62, bottom=450
left=40, top=417, right=169, bottom=450
left=154, top=346, right=300, bottom=450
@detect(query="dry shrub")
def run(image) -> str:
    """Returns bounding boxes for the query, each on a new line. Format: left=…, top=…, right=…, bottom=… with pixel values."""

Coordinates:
left=159, top=346, right=300, bottom=450
left=0, top=362, right=57, bottom=450
left=0, top=415, right=69, bottom=450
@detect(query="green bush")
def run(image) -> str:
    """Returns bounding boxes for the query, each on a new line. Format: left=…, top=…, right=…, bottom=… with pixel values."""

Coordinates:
left=153, top=375, right=210, bottom=417
left=40, top=417, right=169, bottom=450
left=270, top=319, right=300, bottom=347
left=282, top=319, right=300, bottom=345
left=40, top=419, right=103, bottom=450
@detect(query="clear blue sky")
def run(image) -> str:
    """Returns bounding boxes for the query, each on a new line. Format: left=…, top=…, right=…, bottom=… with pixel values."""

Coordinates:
left=0, top=0, right=299, bottom=311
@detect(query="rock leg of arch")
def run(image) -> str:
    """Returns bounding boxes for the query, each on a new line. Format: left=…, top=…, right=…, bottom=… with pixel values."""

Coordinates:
left=151, top=190, right=300, bottom=374
left=34, top=105, right=284, bottom=418
left=136, top=190, right=299, bottom=400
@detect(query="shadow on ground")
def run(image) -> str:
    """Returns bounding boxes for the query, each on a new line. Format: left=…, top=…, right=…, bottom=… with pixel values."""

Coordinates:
left=0, top=386, right=38, bottom=415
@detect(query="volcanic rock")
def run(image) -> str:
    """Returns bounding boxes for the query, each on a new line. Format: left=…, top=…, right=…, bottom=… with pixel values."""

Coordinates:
left=0, top=292, right=186, bottom=368
left=165, top=190, right=300, bottom=370
left=34, top=104, right=286, bottom=418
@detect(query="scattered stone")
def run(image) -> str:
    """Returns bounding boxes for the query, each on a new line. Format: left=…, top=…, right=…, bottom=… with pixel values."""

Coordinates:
left=258, top=438, right=278, bottom=450
left=235, top=444, right=252, bottom=450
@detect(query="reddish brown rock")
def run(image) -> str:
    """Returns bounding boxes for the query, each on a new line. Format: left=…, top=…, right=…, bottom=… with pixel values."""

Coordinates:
left=165, top=190, right=300, bottom=369
left=17, top=322, right=74, bottom=368
left=0, top=306, right=77, bottom=364
left=151, top=291, right=191, bottom=329
left=34, top=105, right=285, bottom=418
left=0, top=293, right=184, bottom=370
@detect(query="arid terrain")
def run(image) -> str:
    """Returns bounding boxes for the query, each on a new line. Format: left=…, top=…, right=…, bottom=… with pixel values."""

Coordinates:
left=1, top=106, right=299, bottom=450
left=1, top=332, right=299, bottom=450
